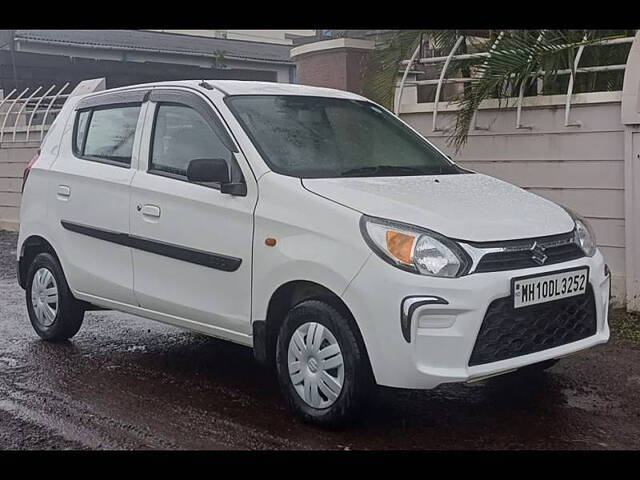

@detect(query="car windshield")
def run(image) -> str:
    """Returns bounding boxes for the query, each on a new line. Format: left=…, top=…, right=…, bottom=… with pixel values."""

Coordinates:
left=225, top=95, right=465, bottom=178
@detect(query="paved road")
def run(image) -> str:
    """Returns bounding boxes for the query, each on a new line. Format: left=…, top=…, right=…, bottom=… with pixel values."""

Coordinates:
left=1, top=231, right=639, bottom=450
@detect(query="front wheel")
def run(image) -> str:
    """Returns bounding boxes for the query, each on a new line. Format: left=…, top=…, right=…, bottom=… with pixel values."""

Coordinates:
left=25, top=253, right=84, bottom=342
left=276, top=299, right=373, bottom=428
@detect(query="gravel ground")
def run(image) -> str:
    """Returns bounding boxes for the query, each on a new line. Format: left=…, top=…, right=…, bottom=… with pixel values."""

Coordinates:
left=1, top=230, right=639, bottom=450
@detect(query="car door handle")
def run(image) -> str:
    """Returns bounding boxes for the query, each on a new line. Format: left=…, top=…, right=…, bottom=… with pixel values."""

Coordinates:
left=57, top=185, right=71, bottom=199
left=140, top=204, right=161, bottom=218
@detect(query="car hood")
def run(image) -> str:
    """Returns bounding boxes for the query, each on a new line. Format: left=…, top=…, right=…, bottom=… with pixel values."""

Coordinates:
left=302, top=173, right=575, bottom=242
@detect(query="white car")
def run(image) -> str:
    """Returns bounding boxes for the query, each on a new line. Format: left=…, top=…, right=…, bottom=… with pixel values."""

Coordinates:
left=17, top=80, right=611, bottom=427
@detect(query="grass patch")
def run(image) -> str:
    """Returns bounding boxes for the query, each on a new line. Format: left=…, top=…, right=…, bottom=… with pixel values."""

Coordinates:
left=609, top=308, right=640, bottom=342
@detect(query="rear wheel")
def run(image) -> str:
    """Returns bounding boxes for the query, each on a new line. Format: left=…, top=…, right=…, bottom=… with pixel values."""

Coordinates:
left=25, top=253, right=84, bottom=342
left=276, top=299, right=372, bottom=428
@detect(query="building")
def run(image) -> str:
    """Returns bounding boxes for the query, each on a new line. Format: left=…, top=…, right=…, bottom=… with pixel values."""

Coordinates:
left=0, top=29, right=296, bottom=93
left=150, top=30, right=317, bottom=45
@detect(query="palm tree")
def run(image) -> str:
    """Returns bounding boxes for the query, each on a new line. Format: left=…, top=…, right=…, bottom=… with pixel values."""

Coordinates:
left=363, top=30, right=634, bottom=151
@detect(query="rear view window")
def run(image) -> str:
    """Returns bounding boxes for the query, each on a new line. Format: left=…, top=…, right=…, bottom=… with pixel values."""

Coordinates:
left=73, top=105, right=141, bottom=166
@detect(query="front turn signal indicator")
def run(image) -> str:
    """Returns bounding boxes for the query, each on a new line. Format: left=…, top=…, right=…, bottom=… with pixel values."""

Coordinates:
left=386, top=230, right=415, bottom=265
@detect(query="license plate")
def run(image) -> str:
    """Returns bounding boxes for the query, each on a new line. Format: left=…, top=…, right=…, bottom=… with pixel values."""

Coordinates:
left=512, top=267, right=589, bottom=309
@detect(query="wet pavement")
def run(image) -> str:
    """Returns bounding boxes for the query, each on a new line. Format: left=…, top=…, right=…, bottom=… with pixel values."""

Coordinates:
left=1, top=231, right=639, bottom=450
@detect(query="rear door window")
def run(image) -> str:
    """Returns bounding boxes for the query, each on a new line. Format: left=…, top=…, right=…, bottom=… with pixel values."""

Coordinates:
left=74, top=105, right=141, bottom=167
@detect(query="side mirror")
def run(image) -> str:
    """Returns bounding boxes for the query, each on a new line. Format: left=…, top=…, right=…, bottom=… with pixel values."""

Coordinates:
left=186, top=158, right=247, bottom=196
left=187, top=158, right=230, bottom=184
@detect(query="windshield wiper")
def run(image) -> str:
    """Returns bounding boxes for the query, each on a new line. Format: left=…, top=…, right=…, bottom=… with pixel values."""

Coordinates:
left=340, top=165, right=434, bottom=177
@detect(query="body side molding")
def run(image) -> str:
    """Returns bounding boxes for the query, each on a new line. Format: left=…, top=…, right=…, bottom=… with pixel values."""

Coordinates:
left=60, top=220, right=242, bottom=272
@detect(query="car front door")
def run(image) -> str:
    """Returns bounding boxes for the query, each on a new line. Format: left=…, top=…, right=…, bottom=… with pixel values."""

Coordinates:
left=129, top=89, right=257, bottom=337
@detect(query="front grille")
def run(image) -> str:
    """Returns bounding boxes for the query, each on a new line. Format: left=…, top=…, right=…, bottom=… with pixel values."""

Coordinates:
left=475, top=243, right=584, bottom=272
left=468, top=287, right=596, bottom=366
left=468, top=231, right=584, bottom=273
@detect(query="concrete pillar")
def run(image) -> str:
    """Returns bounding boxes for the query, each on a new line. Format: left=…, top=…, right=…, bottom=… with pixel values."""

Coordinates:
left=68, top=77, right=106, bottom=98
left=622, top=32, right=640, bottom=312
left=290, top=38, right=375, bottom=95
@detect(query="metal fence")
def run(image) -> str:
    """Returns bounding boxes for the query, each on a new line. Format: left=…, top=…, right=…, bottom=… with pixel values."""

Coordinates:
left=0, top=83, right=71, bottom=144
left=395, top=33, right=637, bottom=131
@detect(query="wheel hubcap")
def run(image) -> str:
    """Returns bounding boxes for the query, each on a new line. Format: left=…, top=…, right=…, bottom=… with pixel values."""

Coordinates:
left=287, top=322, right=344, bottom=409
left=31, top=267, right=58, bottom=327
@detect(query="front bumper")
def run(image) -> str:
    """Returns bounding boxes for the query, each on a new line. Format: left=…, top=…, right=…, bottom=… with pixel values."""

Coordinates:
left=341, top=250, right=610, bottom=389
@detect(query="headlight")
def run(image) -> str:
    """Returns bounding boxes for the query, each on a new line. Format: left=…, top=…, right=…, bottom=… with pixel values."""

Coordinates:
left=360, top=216, right=470, bottom=277
left=564, top=208, right=597, bottom=257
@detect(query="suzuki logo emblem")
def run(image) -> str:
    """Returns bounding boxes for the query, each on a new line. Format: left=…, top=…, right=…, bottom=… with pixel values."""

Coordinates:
left=530, top=241, right=548, bottom=265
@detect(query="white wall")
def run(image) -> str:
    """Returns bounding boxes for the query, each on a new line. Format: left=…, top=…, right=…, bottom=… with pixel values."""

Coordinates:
left=0, top=143, right=38, bottom=231
left=400, top=94, right=627, bottom=305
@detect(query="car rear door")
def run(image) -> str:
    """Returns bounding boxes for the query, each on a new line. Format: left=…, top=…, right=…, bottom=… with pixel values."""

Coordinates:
left=49, top=89, right=149, bottom=306
left=129, top=88, right=257, bottom=337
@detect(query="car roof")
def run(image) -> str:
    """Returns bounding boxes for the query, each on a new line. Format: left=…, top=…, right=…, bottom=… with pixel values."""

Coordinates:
left=82, top=80, right=368, bottom=101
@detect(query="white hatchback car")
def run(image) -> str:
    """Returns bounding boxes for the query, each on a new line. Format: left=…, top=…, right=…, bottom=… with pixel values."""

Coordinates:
left=18, top=80, right=610, bottom=427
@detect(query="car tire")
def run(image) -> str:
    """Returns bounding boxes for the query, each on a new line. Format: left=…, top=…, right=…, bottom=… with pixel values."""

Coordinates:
left=25, top=252, right=84, bottom=342
left=276, top=299, right=373, bottom=428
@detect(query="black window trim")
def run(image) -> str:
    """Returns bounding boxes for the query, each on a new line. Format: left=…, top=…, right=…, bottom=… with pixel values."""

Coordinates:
left=72, top=101, right=143, bottom=169
left=147, top=162, right=224, bottom=191
left=77, top=109, right=91, bottom=158
left=146, top=92, right=244, bottom=191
